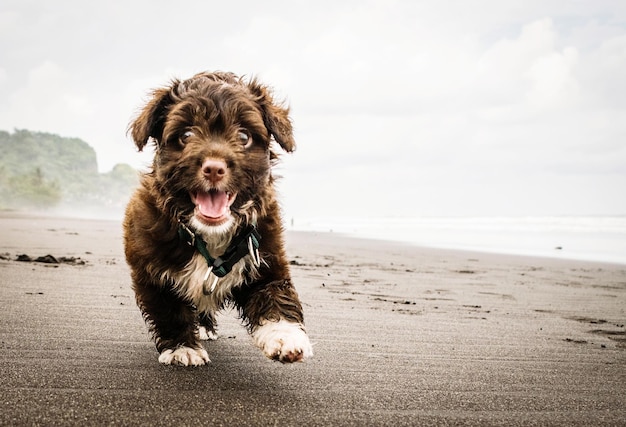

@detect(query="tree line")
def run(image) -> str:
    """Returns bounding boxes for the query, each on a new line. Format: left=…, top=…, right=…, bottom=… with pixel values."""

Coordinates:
left=0, top=129, right=139, bottom=214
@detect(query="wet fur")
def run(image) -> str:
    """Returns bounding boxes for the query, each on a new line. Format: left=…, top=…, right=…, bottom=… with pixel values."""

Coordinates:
left=123, top=71, right=310, bottom=364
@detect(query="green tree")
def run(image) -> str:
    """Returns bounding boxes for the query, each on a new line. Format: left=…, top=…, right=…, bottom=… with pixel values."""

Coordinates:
left=0, top=129, right=138, bottom=214
left=4, top=167, right=62, bottom=208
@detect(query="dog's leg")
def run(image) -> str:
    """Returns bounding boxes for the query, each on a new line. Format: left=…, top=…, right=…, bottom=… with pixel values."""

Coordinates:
left=234, top=279, right=313, bottom=363
left=198, top=311, right=219, bottom=341
left=134, top=281, right=210, bottom=366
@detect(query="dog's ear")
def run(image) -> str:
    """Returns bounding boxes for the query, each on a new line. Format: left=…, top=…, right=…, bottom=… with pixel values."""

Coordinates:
left=247, top=79, right=296, bottom=153
left=128, top=82, right=181, bottom=151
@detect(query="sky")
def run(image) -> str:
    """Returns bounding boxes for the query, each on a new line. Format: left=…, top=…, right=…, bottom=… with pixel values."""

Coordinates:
left=1, top=0, right=625, bottom=219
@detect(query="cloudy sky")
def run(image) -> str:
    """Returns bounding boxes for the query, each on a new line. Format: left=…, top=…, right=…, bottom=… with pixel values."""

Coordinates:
left=1, top=0, right=625, bottom=218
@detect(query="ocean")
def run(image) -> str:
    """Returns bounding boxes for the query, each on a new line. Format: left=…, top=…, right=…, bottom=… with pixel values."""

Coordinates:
left=289, top=216, right=626, bottom=265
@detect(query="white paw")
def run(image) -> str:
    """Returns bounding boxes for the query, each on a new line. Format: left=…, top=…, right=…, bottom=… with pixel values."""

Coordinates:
left=252, top=319, right=313, bottom=363
left=158, top=346, right=210, bottom=366
left=198, top=326, right=218, bottom=341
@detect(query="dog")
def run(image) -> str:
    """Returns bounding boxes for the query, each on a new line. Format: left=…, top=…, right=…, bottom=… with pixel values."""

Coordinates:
left=123, top=71, right=313, bottom=366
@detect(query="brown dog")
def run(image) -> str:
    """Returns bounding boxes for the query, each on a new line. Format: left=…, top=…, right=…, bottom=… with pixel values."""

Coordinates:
left=123, top=71, right=312, bottom=366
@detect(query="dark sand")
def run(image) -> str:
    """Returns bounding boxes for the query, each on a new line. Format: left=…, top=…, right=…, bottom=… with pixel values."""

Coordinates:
left=1, top=213, right=625, bottom=426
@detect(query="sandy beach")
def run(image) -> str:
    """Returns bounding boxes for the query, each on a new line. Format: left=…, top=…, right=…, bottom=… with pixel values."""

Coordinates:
left=1, top=212, right=625, bottom=426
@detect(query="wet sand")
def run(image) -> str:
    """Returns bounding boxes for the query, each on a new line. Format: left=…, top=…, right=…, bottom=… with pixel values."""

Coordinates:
left=1, top=213, right=625, bottom=426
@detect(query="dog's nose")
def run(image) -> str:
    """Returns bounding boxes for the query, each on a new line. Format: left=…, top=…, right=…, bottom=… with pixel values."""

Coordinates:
left=202, top=159, right=227, bottom=183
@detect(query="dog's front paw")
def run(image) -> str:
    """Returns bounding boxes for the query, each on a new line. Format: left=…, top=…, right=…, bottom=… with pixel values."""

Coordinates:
left=252, top=319, right=313, bottom=363
left=158, top=346, right=210, bottom=366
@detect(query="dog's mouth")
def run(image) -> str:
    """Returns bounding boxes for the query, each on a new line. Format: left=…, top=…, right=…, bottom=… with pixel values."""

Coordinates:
left=191, top=189, right=237, bottom=225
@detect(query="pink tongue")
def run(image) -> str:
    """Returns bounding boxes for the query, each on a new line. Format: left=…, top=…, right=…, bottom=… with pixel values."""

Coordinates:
left=195, top=190, right=229, bottom=218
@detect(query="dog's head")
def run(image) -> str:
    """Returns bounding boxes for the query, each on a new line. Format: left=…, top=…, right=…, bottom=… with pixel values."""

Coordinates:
left=129, top=71, right=294, bottom=234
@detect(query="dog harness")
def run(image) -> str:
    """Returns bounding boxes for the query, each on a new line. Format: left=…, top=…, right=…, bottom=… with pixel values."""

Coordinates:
left=178, top=221, right=261, bottom=295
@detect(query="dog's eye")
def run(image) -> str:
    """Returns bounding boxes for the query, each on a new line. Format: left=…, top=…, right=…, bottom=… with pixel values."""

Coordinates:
left=181, top=130, right=194, bottom=142
left=238, top=129, right=253, bottom=148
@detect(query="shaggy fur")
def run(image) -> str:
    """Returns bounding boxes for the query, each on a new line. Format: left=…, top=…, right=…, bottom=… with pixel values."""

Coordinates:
left=123, top=71, right=312, bottom=365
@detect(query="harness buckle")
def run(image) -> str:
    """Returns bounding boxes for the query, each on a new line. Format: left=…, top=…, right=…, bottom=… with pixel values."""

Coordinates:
left=248, top=236, right=261, bottom=266
left=178, top=221, right=195, bottom=247
left=202, top=266, right=219, bottom=295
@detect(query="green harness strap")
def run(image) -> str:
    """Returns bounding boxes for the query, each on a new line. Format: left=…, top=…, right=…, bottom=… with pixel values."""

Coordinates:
left=178, top=221, right=261, bottom=294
